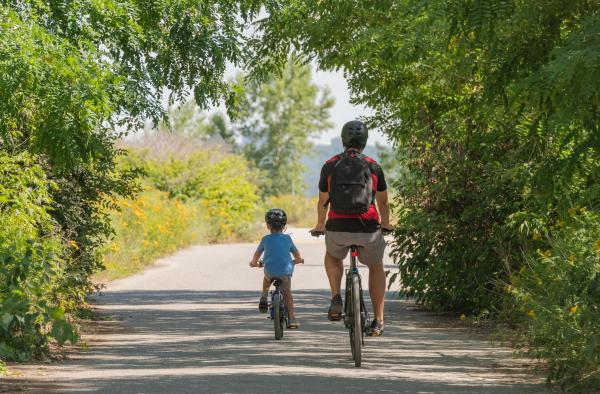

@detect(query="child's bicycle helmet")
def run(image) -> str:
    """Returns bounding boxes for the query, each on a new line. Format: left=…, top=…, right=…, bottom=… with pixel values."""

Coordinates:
left=265, top=208, right=287, bottom=227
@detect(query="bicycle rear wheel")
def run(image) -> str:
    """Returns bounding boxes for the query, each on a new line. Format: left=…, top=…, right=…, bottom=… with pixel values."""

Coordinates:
left=273, top=292, right=284, bottom=340
left=350, top=274, right=362, bottom=367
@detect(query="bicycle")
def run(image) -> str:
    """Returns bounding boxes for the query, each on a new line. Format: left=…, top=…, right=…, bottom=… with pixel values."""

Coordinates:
left=258, top=261, right=288, bottom=340
left=310, top=230, right=369, bottom=367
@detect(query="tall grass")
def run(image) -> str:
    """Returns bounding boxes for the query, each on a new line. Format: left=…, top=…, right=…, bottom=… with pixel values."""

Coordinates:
left=99, top=189, right=208, bottom=280
left=99, top=135, right=261, bottom=280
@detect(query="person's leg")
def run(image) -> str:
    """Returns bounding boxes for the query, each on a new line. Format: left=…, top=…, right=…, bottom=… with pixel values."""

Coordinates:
left=324, top=252, right=344, bottom=296
left=258, top=276, right=269, bottom=313
left=261, top=276, right=270, bottom=294
left=324, top=232, right=348, bottom=320
left=356, top=231, right=387, bottom=332
left=368, top=263, right=386, bottom=323
left=284, top=288, right=294, bottom=318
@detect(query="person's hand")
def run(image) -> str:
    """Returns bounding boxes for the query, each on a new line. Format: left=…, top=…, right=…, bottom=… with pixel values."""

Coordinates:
left=381, top=224, right=394, bottom=235
left=249, top=261, right=259, bottom=268
left=310, top=224, right=325, bottom=237
left=294, top=258, right=304, bottom=265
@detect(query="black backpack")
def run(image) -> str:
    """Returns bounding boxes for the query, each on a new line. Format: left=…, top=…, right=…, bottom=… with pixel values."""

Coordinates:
left=329, top=152, right=373, bottom=214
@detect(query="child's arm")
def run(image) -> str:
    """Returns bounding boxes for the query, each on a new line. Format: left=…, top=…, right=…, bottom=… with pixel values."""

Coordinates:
left=249, top=250, right=262, bottom=267
left=292, top=250, right=304, bottom=265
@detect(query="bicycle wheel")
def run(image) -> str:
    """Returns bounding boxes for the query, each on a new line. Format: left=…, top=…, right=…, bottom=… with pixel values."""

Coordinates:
left=273, top=292, right=284, bottom=340
left=350, top=274, right=362, bottom=367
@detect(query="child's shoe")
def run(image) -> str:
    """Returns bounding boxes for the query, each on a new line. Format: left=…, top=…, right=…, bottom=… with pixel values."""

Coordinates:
left=258, top=295, right=268, bottom=313
left=287, top=317, right=300, bottom=329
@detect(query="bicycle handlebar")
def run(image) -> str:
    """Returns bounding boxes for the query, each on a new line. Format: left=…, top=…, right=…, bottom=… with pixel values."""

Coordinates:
left=310, top=228, right=393, bottom=237
left=309, top=230, right=325, bottom=237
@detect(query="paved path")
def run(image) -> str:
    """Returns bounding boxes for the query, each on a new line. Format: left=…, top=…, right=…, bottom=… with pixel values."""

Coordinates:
left=3, top=229, right=546, bottom=393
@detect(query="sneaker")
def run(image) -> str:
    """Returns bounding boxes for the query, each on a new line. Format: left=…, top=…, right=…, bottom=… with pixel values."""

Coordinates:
left=367, top=319, right=384, bottom=336
left=327, top=294, right=343, bottom=321
left=287, top=318, right=300, bottom=329
left=258, top=295, right=268, bottom=313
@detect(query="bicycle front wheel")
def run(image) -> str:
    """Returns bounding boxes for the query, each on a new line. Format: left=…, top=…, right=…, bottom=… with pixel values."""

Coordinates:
left=273, top=292, right=284, bottom=340
left=350, top=274, right=362, bottom=367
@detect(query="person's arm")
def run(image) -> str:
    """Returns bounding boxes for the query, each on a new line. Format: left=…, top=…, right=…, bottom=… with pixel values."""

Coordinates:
left=292, top=250, right=304, bottom=265
left=289, top=237, right=304, bottom=264
left=249, top=250, right=262, bottom=267
left=375, top=190, right=392, bottom=230
left=250, top=239, right=264, bottom=267
left=312, top=191, right=329, bottom=232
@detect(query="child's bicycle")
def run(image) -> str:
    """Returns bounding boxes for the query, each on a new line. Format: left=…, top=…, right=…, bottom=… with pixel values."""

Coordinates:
left=258, top=261, right=288, bottom=340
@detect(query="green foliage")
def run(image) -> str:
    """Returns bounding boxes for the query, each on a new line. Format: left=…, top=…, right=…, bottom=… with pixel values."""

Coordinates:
left=510, top=210, right=600, bottom=390
left=0, top=153, right=77, bottom=361
left=234, top=60, right=335, bottom=196
left=0, top=0, right=265, bottom=361
left=123, top=144, right=261, bottom=240
left=100, top=189, right=208, bottom=280
left=101, top=145, right=261, bottom=280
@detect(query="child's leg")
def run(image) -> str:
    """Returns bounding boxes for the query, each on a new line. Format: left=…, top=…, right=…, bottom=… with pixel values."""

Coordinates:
left=258, top=276, right=270, bottom=313
left=283, top=284, right=295, bottom=318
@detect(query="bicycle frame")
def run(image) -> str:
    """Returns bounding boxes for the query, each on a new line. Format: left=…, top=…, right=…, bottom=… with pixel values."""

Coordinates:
left=343, top=247, right=369, bottom=340
left=268, top=283, right=287, bottom=322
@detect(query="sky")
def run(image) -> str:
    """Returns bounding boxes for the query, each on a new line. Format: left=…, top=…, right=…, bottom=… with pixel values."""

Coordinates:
left=223, top=63, right=389, bottom=147
left=311, top=69, right=389, bottom=146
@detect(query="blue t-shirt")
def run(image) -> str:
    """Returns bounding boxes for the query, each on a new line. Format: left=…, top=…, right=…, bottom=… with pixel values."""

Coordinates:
left=256, top=233, right=298, bottom=277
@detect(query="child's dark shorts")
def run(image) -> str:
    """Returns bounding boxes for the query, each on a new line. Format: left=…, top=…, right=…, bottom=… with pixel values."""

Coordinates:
left=265, top=274, right=291, bottom=292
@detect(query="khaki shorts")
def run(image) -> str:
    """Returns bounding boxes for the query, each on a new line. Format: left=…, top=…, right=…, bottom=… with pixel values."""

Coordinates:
left=325, top=230, right=386, bottom=266
left=265, top=273, right=291, bottom=292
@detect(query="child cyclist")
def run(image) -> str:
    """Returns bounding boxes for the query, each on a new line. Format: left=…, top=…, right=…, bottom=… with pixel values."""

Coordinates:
left=249, top=208, right=304, bottom=329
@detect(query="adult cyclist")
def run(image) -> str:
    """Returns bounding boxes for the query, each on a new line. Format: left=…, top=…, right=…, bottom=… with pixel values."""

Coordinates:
left=310, top=120, right=392, bottom=337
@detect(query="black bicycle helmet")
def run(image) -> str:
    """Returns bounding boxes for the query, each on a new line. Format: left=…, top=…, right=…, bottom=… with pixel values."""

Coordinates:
left=341, top=120, right=368, bottom=149
left=265, top=208, right=287, bottom=227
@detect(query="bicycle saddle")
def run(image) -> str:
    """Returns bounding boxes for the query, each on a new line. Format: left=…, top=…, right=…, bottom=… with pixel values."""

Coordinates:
left=270, top=277, right=283, bottom=286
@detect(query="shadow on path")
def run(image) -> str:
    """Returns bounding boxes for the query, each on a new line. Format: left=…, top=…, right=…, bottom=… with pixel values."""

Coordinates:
left=4, top=289, right=546, bottom=393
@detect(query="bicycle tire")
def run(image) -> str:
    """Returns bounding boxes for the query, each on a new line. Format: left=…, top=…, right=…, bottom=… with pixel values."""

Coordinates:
left=351, top=274, right=362, bottom=367
left=273, top=292, right=284, bottom=340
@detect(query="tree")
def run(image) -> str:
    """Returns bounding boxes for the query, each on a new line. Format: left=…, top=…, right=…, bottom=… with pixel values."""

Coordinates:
left=235, top=60, right=334, bottom=196
left=0, top=0, right=264, bottom=360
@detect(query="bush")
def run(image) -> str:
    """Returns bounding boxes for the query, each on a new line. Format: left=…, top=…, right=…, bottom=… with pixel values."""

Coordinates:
left=264, top=194, right=317, bottom=228
left=100, top=145, right=261, bottom=279
left=100, top=189, right=208, bottom=280
left=0, top=153, right=77, bottom=361
left=509, top=210, right=600, bottom=391
left=123, top=146, right=260, bottom=241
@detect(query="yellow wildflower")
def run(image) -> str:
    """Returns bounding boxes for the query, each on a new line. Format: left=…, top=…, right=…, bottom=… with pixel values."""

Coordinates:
left=527, top=310, right=536, bottom=317
left=459, top=314, right=466, bottom=321
left=68, top=240, right=79, bottom=250
left=143, top=239, right=149, bottom=247
left=569, top=306, right=578, bottom=314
